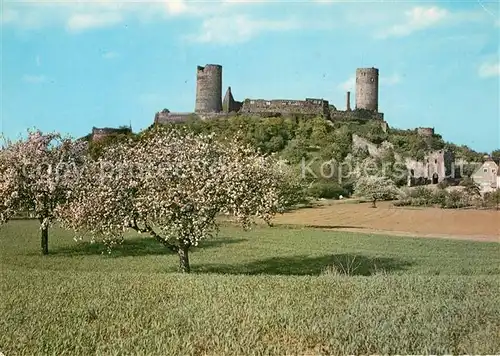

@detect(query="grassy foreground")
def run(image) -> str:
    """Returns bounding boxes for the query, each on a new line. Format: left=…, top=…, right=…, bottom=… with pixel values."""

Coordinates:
left=1, top=220, right=499, bottom=355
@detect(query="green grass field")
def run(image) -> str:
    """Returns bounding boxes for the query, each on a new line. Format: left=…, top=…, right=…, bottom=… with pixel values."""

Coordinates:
left=1, top=220, right=499, bottom=355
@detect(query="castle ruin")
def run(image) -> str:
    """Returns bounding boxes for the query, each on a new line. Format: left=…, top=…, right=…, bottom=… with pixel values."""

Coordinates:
left=355, top=68, right=379, bottom=112
left=155, top=64, right=386, bottom=125
left=195, top=65, right=223, bottom=114
left=91, top=126, right=132, bottom=142
left=84, top=61, right=461, bottom=191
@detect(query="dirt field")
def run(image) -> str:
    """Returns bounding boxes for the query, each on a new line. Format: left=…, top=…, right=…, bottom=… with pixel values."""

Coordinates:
left=274, top=201, right=500, bottom=242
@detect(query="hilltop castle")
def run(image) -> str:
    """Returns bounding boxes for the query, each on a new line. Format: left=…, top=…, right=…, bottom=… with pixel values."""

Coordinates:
left=92, top=63, right=450, bottom=187
left=154, top=64, right=385, bottom=125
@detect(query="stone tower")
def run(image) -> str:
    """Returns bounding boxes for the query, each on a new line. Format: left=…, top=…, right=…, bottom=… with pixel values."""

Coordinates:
left=195, top=64, right=223, bottom=114
left=417, top=127, right=435, bottom=137
left=355, top=67, right=379, bottom=112
left=223, top=86, right=235, bottom=113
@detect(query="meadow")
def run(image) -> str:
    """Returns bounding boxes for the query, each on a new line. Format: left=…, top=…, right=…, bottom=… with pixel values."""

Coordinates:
left=1, top=218, right=499, bottom=355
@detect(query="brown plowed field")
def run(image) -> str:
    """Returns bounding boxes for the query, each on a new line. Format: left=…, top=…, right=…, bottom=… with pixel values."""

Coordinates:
left=273, top=201, right=500, bottom=242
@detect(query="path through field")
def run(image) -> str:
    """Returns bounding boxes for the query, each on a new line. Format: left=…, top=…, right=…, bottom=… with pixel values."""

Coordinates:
left=274, top=201, right=500, bottom=242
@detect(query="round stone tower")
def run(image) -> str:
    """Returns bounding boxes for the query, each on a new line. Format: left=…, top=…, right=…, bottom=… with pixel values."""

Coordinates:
left=195, top=64, right=223, bottom=114
left=355, top=67, right=379, bottom=112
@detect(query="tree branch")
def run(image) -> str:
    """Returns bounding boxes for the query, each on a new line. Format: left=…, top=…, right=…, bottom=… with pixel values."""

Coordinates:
left=129, top=219, right=178, bottom=252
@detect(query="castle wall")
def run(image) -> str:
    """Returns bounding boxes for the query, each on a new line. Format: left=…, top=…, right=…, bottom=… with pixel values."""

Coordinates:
left=91, top=127, right=131, bottom=142
left=222, top=86, right=243, bottom=113
left=195, top=64, right=223, bottom=113
left=355, top=68, right=379, bottom=112
left=240, top=98, right=330, bottom=117
left=417, top=127, right=435, bottom=137
left=329, top=110, right=384, bottom=121
left=406, top=150, right=455, bottom=184
left=352, top=134, right=387, bottom=158
left=154, top=110, right=197, bottom=124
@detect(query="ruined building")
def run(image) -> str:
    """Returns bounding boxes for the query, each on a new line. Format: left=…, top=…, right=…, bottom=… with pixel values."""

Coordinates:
left=155, top=64, right=386, bottom=124
left=222, top=86, right=243, bottom=113
left=355, top=68, right=379, bottom=112
left=406, top=150, right=455, bottom=185
left=239, top=98, right=330, bottom=118
left=404, top=127, right=455, bottom=185
left=195, top=64, right=223, bottom=113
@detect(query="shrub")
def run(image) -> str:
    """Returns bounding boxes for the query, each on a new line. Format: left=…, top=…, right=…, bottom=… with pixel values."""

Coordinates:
left=437, top=180, right=449, bottom=189
left=482, top=190, right=500, bottom=210
left=431, top=189, right=449, bottom=206
left=308, top=181, right=348, bottom=199
left=441, top=190, right=470, bottom=209
left=408, top=186, right=435, bottom=206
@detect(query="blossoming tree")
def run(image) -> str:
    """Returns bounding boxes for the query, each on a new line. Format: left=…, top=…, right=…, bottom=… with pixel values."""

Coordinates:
left=57, top=127, right=303, bottom=272
left=0, top=130, right=87, bottom=254
left=353, top=175, right=399, bottom=208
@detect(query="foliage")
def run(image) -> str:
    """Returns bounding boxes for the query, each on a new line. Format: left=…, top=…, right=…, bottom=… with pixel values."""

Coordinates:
left=386, top=128, right=440, bottom=161
left=87, top=130, right=137, bottom=159
left=57, top=126, right=304, bottom=272
left=482, top=190, right=500, bottom=210
left=0, top=129, right=86, bottom=254
left=459, top=178, right=481, bottom=198
left=395, top=186, right=480, bottom=209
left=441, top=190, right=471, bottom=209
left=307, top=180, right=348, bottom=199
left=460, top=163, right=481, bottom=178
left=151, top=115, right=448, bottom=183
left=491, top=149, right=500, bottom=161
left=444, top=143, right=484, bottom=162
left=353, top=175, right=399, bottom=207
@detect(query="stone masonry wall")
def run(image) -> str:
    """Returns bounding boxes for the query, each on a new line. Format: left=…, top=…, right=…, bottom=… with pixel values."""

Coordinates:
left=154, top=110, right=197, bottom=124
left=355, top=68, right=379, bottom=112
left=330, top=110, right=384, bottom=121
left=240, top=98, right=330, bottom=117
left=417, top=127, right=435, bottom=137
left=91, top=127, right=131, bottom=142
left=405, top=150, right=455, bottom=184
left=195, top=64, right=223, bottom=114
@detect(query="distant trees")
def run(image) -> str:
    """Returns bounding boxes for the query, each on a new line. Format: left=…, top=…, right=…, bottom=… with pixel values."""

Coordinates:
left=0, top=130, right=86, bottom=254
left=57, top=126, right=304, bottom=273
left=444, top=143, right=484, bottom=163
left=491, top=149, right=500, bottom=161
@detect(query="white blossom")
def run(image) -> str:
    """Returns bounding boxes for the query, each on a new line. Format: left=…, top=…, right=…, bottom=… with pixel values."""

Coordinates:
left=56, top=127, right=304, bottom=271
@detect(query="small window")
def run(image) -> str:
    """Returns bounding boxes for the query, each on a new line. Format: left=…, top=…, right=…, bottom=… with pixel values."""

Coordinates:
left=435, top=159, right=437, bottom=164
left=370, top=78, right=374, bottom=83
left=483, top=168, right=488, bottom=173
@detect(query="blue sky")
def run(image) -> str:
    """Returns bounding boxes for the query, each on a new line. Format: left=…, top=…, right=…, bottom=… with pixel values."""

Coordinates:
left=1, top=0, right=499, bottom=152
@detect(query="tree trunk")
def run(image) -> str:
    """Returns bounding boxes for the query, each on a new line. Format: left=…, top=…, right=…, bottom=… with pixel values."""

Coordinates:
left=41, top=225, right=49, bottom=255
left=178, top=244, right=190, bottom=273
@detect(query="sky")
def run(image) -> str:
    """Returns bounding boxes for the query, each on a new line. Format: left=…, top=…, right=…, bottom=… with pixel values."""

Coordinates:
left=1, top=0, right=499, bottom=153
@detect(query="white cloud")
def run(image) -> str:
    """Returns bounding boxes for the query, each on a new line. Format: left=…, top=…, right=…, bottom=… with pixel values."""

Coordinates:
left=478, top=61, right=500, bottom=78
left=186, top=15, right=302, bottom=44
left=102, top=51, right=119, bottom=59
left=376, top=6, right=449, bottom=38
left=22, top=75, right=48, bottom=84
left=66, top=12, right=123, bottom=32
